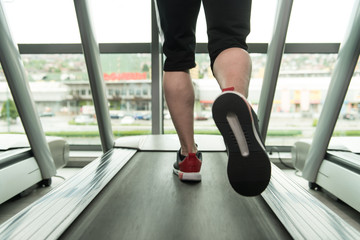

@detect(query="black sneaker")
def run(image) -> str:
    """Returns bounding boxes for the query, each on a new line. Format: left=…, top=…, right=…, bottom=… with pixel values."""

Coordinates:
left=173, top=150, right=202, bottom=181
left=212, top=91, right=271, bottom=196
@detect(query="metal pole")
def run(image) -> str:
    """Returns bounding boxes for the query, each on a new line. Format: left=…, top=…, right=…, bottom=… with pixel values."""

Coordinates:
left=302, top=0, right=360, bottom=182
left=0, top=2, right=56, bottom=179
left=257, top=0, right=293, bottom=141
left=6, top=91, right=10, bottom=132
left=74, top=0, right=114, bottom=152
left=151, top=0, right=164, bottom=134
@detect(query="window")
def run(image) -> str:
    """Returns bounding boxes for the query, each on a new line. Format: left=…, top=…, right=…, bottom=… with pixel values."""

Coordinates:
left=265, top=54, right=360, bottom=146
left=286, top=0, right=356, bottom=43
left=2, top=0, right=151, bottom=43
left=1, top=0, right=358, bottom=148
left=3, top=0, right=79, bottom=43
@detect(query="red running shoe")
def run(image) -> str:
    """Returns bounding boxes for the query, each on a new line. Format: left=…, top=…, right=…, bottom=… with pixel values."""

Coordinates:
left=173, top=150, right=202, bottom=181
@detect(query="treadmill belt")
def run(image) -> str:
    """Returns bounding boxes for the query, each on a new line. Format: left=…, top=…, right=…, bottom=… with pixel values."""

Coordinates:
left=61, top=152, right=291, bottom=239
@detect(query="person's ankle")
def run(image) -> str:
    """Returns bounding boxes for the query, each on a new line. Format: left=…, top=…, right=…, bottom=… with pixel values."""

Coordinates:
left=181, top=145, right=198, bottom=156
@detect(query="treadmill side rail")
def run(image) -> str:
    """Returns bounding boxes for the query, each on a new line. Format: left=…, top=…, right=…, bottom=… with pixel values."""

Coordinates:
left=0, top=148, right=136, bottom=240
left=262, top=164, right=360, bottom=240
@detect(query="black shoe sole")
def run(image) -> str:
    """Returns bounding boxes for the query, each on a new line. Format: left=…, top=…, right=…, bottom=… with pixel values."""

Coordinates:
left=212, top=92, right=271, bottom=196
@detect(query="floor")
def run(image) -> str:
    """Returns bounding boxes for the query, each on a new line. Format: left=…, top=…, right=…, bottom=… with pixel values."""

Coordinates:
left=0, top=161, right=359, bottom=234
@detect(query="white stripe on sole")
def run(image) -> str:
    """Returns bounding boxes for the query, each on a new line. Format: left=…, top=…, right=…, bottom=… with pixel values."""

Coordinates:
left=226, top=112, right=249, bottom=157
left=222, top=91, right=266, bottom=153
left=173, top=168, right=201, bottom=181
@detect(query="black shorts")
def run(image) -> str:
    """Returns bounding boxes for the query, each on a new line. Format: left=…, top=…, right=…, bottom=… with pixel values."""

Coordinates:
left=154, top=0, right=251, bottom=71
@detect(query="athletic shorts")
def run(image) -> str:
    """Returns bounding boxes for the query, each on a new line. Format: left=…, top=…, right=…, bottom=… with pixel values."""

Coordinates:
left=154, top=0, right=252, bottom=71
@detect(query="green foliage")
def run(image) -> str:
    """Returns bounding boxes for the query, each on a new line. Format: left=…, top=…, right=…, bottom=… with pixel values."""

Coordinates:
left=333, top=130, right=360, bottom=136
left=1, top=99, right=18, bottom=120
left=13, top=129, right=360, bottom=140
left=312, top=118, right=318, bottom=127
left=68, top=120, right=97, bottom=126
left=142, top=63, right=150, bottom=72
left=266, top=130, right=302, bottom=136
left=45, top=130, right=152, bottom=138
left=43, top=129, right=303, bottom=138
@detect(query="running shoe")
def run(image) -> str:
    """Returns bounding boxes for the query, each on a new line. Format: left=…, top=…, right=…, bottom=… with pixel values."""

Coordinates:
left=173, top=150, right=202, bottom=181
left=212, top=90, right=271, bottom=196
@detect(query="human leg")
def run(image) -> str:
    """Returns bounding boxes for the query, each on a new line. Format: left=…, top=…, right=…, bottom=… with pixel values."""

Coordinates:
left=154, top=0, right=201, bottom=71
left=163, top=71, right=197, bottom=156
left=164, top=71, right=202, bottom=181
left=155, top=0, right=200, bottom=152
left=213, top=47, right=252, bottom=97
left=154, top=0, right=202, bottom=181
left=205, top=0, right=271, bottom=196
left=204, top=0, right=253, bottom=96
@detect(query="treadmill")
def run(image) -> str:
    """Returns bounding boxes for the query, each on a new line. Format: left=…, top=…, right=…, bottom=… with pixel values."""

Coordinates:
left=0, top=135, right=359, bottom=239
left=292, top=138, right=360, bottom=212
left=0, top=134, right=69, bottom=205
left=0, top=0, right=359, bottom=238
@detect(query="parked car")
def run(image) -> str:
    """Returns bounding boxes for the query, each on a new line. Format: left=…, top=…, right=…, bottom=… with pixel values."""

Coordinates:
left=142, top=113, right=151, bottom=120
left=121, top=115, right=135, bottom=124
left=39, top=112, right=55, bottom=117
left=134, top=112, right=151, bottom=120
left=110, top=113, right=123, bottom=119
left=342, top=111, right=358, bottom=120
left=74, top=114, right=95, bottom=124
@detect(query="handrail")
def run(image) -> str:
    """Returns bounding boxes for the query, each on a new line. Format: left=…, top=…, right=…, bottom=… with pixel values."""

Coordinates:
left=0, top=1, right=56, bottom=179
left=302, top=0, right=360, bottom=182
left=73, top=0, right=114, bottom=152
left=257, top=0, right=293, bottom=141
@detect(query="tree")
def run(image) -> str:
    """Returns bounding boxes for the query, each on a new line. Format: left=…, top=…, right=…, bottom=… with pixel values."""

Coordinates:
left=1, top=99, right=19, bottom=120
left=142, top=63, right=150, bottom=73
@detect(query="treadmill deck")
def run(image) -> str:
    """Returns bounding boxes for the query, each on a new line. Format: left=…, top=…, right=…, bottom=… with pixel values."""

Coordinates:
left=61, top=151, right=290, bottom=240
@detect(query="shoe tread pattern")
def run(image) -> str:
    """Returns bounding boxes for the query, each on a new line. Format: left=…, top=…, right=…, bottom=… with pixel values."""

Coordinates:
left=213, top=92, right=271, bottom=196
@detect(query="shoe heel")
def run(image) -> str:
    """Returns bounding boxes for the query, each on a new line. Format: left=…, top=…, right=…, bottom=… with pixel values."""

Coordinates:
left=179, top=172, right=201, bottom=181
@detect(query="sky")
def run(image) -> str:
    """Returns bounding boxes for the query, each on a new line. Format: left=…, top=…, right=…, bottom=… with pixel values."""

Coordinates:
left=1, top=0, right=357, bottom=44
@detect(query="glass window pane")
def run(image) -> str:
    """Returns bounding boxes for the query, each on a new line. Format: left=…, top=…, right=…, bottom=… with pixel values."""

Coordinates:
left=2, top=54, right=358, bottom=147
left=265, top=54, right=360, bottom=147
left=194, top=0, right=357, bottom=44
left=4, top=0, right=355, bottom=44
left=3, top=0, right=80, bottom=43
left=247, top=0, right=277, bottom=43
left=90, top=0, right=151, bottom=43
left=2, top=0, right=151, bottom=43
left=286, top=0, right=356, bottom=43
left=0, top=53, right=153, bottom=145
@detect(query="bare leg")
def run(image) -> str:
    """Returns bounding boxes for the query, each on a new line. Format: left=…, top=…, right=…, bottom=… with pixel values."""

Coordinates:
left=213, top=47, right=252, bottom=97
left=164, top=47, right=250, bottom=156
left=163, top=71, right=197, bottom=156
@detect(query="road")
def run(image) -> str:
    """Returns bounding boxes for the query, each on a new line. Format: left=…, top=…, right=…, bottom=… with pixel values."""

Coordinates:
left=1, top=114, right=359, bottom=146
